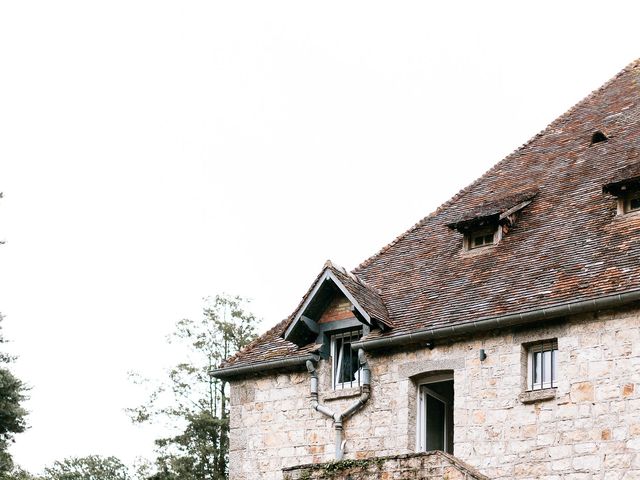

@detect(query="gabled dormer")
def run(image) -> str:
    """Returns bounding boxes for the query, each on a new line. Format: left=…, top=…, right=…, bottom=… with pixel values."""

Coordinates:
left=283, top=260, right=391, bottom=351
left=282, top=261, right=391, bottom=390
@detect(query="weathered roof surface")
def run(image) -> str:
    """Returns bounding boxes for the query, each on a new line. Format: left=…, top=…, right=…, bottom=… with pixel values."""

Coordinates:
left=218, top=59, right=640, bottom=373
left=220, top=317, right=320, bottom=370
left=355, top=58, right=640, bottom=340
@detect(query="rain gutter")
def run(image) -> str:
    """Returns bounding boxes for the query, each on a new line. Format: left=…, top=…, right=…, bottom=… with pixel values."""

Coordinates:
left=351, top=289, right=640, bottom=351
left=211, top=353, right=319, bottom=379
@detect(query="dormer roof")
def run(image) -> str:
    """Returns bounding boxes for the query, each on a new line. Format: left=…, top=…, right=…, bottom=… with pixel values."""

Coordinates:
left=446, top=189, right=537, bottom=233
left=283, top=261, right=391, bottom=347
left=603, top=162, right=640, bottom=196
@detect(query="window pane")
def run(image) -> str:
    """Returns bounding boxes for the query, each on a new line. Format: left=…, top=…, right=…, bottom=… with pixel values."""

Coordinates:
left=484, top=234, right=494, bottom=244
left=543, top=350, right=552, bottom=384
left=339, top=340, right=359, bottom=383
left=530, top=342, right=558, bottom=390
left=339, top=341, right=350, bottom=383
left=474, top=236, right=484, bottom=246
left=425, top=394, right=446, bottom=452
left=630, top=197, right=640, bottom=211
left=334, top=337, right=343, bottom=376
left=332, top=330, right=363, bottom=388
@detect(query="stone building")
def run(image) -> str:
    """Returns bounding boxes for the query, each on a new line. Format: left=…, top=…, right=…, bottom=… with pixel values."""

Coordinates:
left=213, top=59, right=640, bottom=479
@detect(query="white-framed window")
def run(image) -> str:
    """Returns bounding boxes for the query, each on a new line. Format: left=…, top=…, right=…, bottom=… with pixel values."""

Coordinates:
left=416, top=373, right=454, bottom=454
left=527, top=340, right=558, bottom=391
left=464, top=226, right=500, bottom=250
left=331, top=329, right=362, bottom=390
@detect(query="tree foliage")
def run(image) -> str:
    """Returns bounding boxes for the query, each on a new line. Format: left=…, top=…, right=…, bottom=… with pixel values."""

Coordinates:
left=40, top=456, right=130, bottom=480
left=129, top=294, right=259, bottom=480
left=0, top=314, right=28, bottom=476
left=0, top=196, right=27, bottom=476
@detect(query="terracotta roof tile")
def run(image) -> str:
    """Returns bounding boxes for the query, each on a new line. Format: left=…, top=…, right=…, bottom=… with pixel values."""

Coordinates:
left=217, top=58, right=640, bottom=373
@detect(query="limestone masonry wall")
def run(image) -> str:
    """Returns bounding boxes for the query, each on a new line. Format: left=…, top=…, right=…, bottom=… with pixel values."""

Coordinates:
left=229, top=306, right=640, bottom=479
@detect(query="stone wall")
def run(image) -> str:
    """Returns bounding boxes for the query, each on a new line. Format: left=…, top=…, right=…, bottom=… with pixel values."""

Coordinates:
left=282, top=451, right=489, bottom=480
left=229, top=305, right=640, bottom=479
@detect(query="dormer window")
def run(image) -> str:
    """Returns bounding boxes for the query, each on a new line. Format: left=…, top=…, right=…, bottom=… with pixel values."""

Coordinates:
left=466, top=227, right=499, bottom=250
left=623, top=190, right=640, bottom=213
left=331, top=329, right=363, bottom=389
left=447, top=190, right=537, bottom=252
left=602, top=168, right=640, bottom=216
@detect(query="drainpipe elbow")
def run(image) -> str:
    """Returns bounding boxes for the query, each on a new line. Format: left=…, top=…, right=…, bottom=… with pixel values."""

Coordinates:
left=306, top=360, right=316, bottom=373
left=315, top=403, right=335, bottom=419
left=357, top=348, right=367, bottom=366
left=358, top=349, right=371, bottom=387
left=360, top=389, right=370, bottom=404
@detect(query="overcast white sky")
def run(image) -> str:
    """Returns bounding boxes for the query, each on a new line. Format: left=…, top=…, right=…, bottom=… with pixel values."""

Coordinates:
left=1, top=0, right=640, bottom=472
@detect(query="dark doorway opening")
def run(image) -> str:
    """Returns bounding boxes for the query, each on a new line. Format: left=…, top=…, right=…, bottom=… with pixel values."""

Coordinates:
left=418, top=376, right=454, bottom=454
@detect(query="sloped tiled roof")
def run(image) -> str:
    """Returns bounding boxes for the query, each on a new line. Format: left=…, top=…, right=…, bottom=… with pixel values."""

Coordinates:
left=220, top=318, right=320, bottom=370
left=217, top=58, right=640, bottom=374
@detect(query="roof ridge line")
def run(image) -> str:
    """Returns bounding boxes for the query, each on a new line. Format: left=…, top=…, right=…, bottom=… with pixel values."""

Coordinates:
left=353, top=57, right=640, bottom=273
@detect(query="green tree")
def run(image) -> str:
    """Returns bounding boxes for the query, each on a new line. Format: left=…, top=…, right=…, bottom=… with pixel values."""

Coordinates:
left=129, top=294, right=259, bottom=480
left=0, top=195, right=28, bottom=476
left=6, top=466, right=41, bottom=480
left=41, top=456, right=129, bottom=480
left=0, top=314, right=28, bottom=476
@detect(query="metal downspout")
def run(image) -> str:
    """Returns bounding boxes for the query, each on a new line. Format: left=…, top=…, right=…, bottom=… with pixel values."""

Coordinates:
left=306, top=349, right=371, bottom=460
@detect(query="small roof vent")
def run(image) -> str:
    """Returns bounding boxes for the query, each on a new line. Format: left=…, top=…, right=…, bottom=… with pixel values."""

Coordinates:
left=591, top=131, right=608, bottom=145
